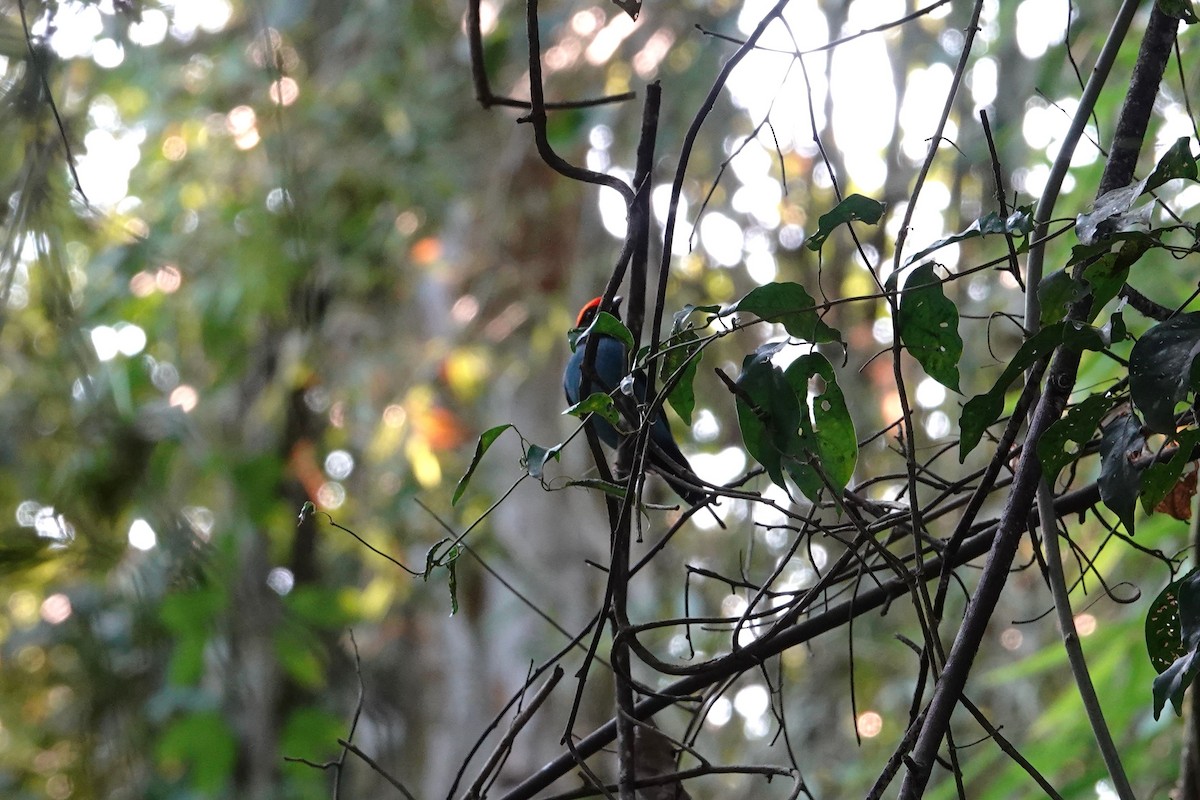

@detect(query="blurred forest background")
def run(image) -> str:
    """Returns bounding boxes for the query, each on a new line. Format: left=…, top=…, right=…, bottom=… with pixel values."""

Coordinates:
left=1, top=0, right=1199, bottom=798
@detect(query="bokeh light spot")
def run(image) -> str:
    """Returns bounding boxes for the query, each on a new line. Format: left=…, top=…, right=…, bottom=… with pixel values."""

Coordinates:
left=40, top=594, right=72, bottom=625
left=169, top=385, right=199, bottom=412
left=128, top=518, right=157, bottom=550
left=856, top=711, right=883, bottom=738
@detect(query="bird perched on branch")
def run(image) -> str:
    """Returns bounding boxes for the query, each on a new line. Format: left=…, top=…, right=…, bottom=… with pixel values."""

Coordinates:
left=563, top=296, right=707, bottom=507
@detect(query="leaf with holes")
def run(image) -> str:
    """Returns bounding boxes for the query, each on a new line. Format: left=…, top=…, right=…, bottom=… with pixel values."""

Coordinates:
left=897, top=262, right=962, bottom=392
left=1159, top=0, right=1200, bottom=24
left=1098, top=412, right=1145, bottom=534
left=1153, top=570, right=1200, bottom=718
left=1130, top=312, right=1200, bottom=433
left=1037, top=269, right=1087, bottom=326
left=959, top=321, right=1106, bottom=461
left=1146, top=136, right=1199, bottom=191
left=781, top=353, right=857, bottom=503
left=1147, top=569, right=1198, bottom=674
left=1037, top=392, right=1113, bottom=484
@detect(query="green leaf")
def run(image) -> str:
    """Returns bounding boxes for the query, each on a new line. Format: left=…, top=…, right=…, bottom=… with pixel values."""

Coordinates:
left=525, top=443, right=561, bottom=480
left=157, top=711, right=237, bottom=793
left=1146, top=136, right=1199, bottom=190
left=897, top=263, right=962, bottom=392
left=903, top=206, right=1033, bottom=267
left=1153, top=570, right=1200, bottom=718
left=732, top=345, right=856, bottom=503
left=453, top=423, right=512, bottom=505
left=959, top=322, right=1106, bottom=460
left=564, top=392, right=621, bottom=427
left=1080, top=237, right=1151, bottom=317
left=1147, top=569, right=1199, bottom=674
left=1141, top=429, right=1200, bottom=513
left=1075, top=177, right=1151, bottom=245
left=564, top=478, right=627, bottom=497
left=1104, top=309, right=1128, bottom=344
left=1036, top=269, right=1086, bottom=326
left=423, top=538, right=450, bottom=578
left=1037, top=392, right=1114, bottom=484
left=729, top=282, right=842, bottom=344
left=672, top=303, right=722, bottom=327
left=805, top=194, right=885, bottom=251
left=569, top=310, right=634, bottom=352
left=734, top=342, right=802, bottom=491
left=1098, top=412, right=1145, bottom=534
left=1158, top=0, right=1200, bottom=22
left=444, top=543, right=462, bottom=616
left=661, top=327, right=702, bottom=424
left=781, top=353, right=857, bottom=503
left=1130, top=312, right=1200, bottom=433
left=1061, top=319, right=1109, bottom=352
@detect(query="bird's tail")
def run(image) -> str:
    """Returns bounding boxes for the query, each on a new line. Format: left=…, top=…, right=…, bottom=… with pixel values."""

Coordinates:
left=647, top=440, right=710, bottom=507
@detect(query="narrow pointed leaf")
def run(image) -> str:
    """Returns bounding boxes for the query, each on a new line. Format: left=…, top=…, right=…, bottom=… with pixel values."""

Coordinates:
left=1080, top=238, right=1151, bottom=318
left=903, top=206, right=1033, bottom=266
left=444, top=544, right=462, bottom=616
left=564, top=478, right=627, bottom=498
left=453, top=424, right=513, bottom=505
left=1098, top=412, right=1145, bottom=534
left=661, top=328, right=702, bottom=424
left=897, top=262, right=962, bottom=392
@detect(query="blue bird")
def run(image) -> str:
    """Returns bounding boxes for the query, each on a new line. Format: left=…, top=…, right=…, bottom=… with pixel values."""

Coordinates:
left=564, top=296, right=707, bottom=506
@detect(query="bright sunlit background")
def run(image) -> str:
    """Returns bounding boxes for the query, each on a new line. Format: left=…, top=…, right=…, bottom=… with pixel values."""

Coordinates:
left=0, top=0, right=1189, bottom=798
